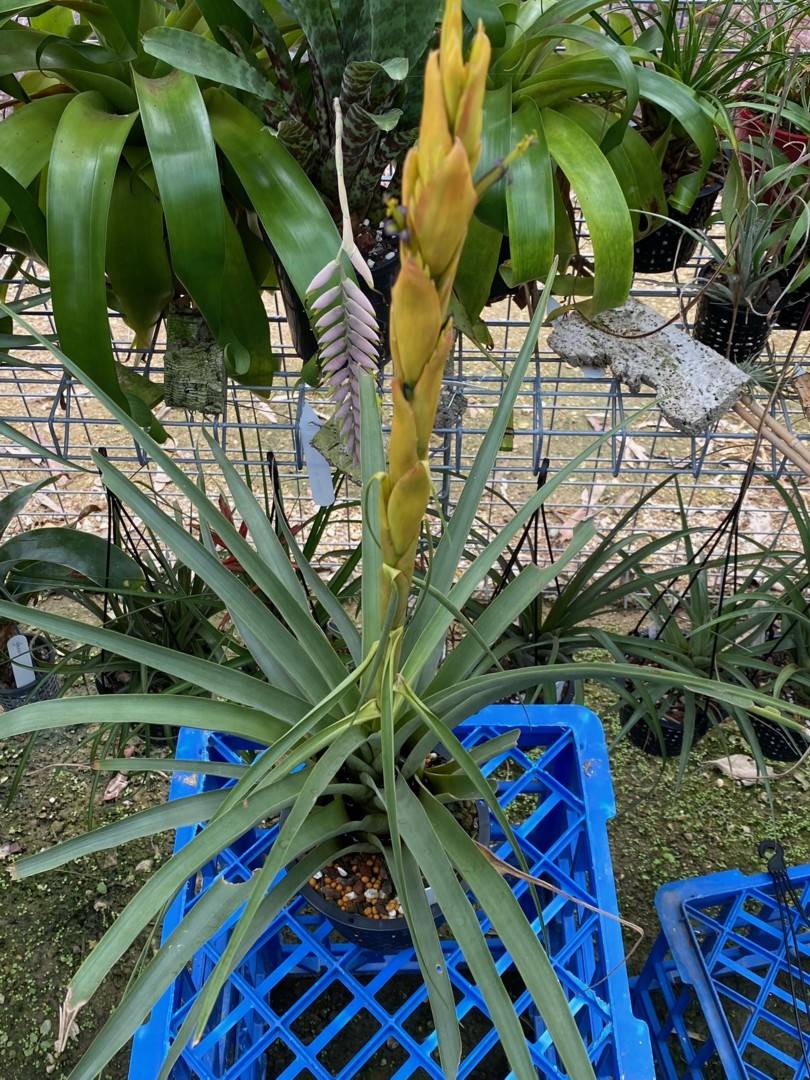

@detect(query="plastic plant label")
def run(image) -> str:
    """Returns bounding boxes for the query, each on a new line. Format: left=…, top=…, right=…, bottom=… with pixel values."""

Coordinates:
left=8, top=634, right=36, bottom=688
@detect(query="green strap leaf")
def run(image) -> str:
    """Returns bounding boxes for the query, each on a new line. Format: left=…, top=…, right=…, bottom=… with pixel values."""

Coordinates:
left=142, top=27, right=282, bottom=101
left=93, top=450, right=332, bottom=701
left=63, top=773, right=322, bottom=1019
left=191, top=728, right=366, bottom=1040
left=0, top=164, right=47, bottom=261
left=204, top=87, right=342, bottom=306
left=14, top=790, right=227, bottom=879
left=541, top=106, right=633, bottom=314
left=476, top=84, right=512, bottom=233
left=463, top=0, right=506, bottom=46
left=0, top=95, right=68, bottom=234
left=47, top=91, right=136, bottom=409
left=134, top=70, right=225, bottom=338
left=397, top=782, right=538, bottom=1080
left=0, top=596, right=306, bottom=720
left=106, top=162, right=173, bottom=346
left=281, top=0, right=344, bottom=99
left=0, top=477, right=56, bottom=540
left=504, top=100, right=554, bottom=285
left=422, top=792, right=597, bottom=1080
left=0, top=693, right=292, bottom=745
left=70, top=842, right=340, bottom=1080
left=0, top=526, right=143, bottom=595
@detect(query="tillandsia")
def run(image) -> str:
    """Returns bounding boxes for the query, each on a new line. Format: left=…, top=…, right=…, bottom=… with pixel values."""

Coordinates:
left=306, top=101, right=380, bottom=463
left=378, top=0, right=488, bottom=624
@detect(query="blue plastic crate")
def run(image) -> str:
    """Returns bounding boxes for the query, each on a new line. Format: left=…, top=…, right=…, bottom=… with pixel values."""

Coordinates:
left=633, top=863, right=810, bottom=1079
left=129, top=704, right=652, bottom=1079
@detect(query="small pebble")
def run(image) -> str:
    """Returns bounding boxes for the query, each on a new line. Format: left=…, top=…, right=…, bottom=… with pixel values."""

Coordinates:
left=365, top=888, right=379, bottom=900
left=385, top=251, right=395, bottom=260
left=336, top=866, right=347, bottom=877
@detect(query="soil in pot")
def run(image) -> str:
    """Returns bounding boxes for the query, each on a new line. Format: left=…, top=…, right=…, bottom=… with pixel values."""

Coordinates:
left=303, top=794, right=489, bottom=952
left=0, top=627, right=60, bottom=710
left=633, top=180, right=722, bottom=275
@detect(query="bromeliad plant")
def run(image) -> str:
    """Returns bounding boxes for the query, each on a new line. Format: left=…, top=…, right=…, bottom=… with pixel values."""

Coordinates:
left=2, top=3, right=808, bottom=1077
left=0, top=0, right=345, bottom=426
left=452, top=0, right=719, bottom=323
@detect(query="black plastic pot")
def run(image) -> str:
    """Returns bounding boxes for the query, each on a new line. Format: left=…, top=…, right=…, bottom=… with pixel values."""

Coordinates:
left=0, top=635, right=60, bottom=711
left=692, top=291, right=770, bottom=365
left=775, top=274, right=810, bottom=331
left=749, top=716, right=810, bottom=763
left=299, top=800, right=490, bottom=952
left=625, top=705, right=711, bottom=757
left=633, top=181, right=721, bottom=275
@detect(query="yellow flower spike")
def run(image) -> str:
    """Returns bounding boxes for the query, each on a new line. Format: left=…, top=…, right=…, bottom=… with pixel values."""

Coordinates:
left=409, top=140, right=477, bottom=278
left=377, top=0, right=490, bottom=627
left=454, top=27, right=490, bottom=169
left=388, top=380, right=419, bottom=485
left=411, top=322, right=454, bottom=456
left=439, top=0, right=464, bottom=121
left=389, top=255, right=443, bottom=385
left=417, top=52, right=453, bottom=184
left=387, top=463, right=431, bottom=559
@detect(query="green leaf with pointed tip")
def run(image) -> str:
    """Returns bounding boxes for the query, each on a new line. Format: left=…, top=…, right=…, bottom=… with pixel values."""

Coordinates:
left=47, top=92, right=136, bottom=410
left=69, top=842, right=340, bottom=1080
left=14, top=791, right=227, bottom=880
left=205, top=88, right=341, bottom=306
left=463, top=0, right=506, bottom=46
left=0, top=692, right=292, bottom=744
left=0, top=165, right=47, bottom=261
left=542, top=106, right=633, bottom=314
left=505, top=100, right=554, bottom=285
left=0, top=477, right=56, bottom=540
left=195, top=0, right=252, bottom=47
left=62, top=775, right=333, bottom=1021
left=142, top=27, right=281, bottom=100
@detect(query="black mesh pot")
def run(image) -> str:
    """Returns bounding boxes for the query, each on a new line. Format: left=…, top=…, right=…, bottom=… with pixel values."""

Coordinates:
left=775, top=275, right=810, bottom=331
left=298, top=801, right=490, bottom=952
left=624, top=703, right=711, bottom=757
left=749, top=716, right=810, bottom=763
left=0, top=635, right=60, bottom=711
left=692, top=292, right=770, bottom=365
left=633, top=182, right=721, bottom=275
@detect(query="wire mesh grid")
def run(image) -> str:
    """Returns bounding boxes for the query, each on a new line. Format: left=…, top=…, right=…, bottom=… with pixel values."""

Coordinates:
left=1, top=214, right=809, bottom=567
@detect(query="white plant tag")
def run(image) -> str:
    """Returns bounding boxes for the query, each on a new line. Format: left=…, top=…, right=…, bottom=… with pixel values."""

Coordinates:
left=299, top=401, right=335, bottom=507
left=8, top=634, right=36, bottom=688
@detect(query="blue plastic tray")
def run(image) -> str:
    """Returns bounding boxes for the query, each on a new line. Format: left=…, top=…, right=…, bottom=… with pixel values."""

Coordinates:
left=129, top=704, right=652, bottom=1078
left=633, top=863, right=810, bottom=1079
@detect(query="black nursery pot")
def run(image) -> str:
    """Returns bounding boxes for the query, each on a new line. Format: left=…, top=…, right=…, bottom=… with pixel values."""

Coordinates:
left=749, top=715, right=810, bottom=763
left=775, top=274, right=810, bottom=331
left=299, top=801, right=490, bottom=953
left=692, top=291, right=770, bottom=365
left=624, top=703, right=711, bottom=757
left=0, top=635, right=60, bottom=711
left=633, top=181, right=721, bottom=275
